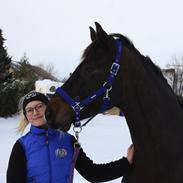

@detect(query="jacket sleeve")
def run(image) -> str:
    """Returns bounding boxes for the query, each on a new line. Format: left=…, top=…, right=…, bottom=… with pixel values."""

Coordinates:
left=75, top=147, right=131, bottom=182
left=7, top=140, right=27, bottom=183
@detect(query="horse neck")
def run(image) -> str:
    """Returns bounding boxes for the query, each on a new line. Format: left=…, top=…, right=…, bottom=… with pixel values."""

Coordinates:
left=120, top=51, right=183, bottom=148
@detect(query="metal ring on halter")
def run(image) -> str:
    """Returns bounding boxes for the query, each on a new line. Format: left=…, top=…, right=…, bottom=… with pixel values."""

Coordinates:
left=73, top=125, right=82, bottom=133
left=73, top=126, right=82, bottom=146
left=103, top=82, right=112, bottom=91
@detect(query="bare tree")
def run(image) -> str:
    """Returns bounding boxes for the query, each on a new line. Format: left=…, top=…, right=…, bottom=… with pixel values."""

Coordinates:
left=37, top=63, right=59, bottom=78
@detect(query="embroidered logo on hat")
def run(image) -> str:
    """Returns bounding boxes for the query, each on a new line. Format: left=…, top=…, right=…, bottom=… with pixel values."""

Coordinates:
left=25, top=92, right=38, bottom=100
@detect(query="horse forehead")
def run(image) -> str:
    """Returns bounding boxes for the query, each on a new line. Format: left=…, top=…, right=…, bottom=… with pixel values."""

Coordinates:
left=83, top=39, right=112, bottom=59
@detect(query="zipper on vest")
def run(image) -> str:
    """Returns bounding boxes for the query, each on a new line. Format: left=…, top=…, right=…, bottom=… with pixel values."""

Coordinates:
left=46, top=130, right=52, bottom=183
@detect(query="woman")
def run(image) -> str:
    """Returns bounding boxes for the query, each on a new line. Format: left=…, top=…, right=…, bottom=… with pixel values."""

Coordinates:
left=7, top=91, right=134, bottom=183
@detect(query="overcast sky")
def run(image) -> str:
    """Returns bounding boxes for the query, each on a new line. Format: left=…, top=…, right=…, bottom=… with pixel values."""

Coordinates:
left=1, top=0, right=183, bottom=78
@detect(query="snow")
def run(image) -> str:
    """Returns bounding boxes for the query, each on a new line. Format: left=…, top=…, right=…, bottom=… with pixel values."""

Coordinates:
left=0, top=114, right=132, bottom=183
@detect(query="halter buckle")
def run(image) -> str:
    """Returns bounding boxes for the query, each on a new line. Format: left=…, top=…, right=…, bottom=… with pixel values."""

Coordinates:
left=110, top=62, right=120, bottom=76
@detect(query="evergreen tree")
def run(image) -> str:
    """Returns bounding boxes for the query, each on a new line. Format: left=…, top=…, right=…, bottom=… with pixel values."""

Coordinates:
left=15, top=53, right=30, bottom=79
left=0, top=53, right=37, bottom=117
left=0, top=29, right=18, bottom=117
left=0, top=80, right=24, bottom=117
left=0, top=29, right=12, bottom=83
left=0, top=30, right=36, bottom=117
left=15, top=53, right=37, bottom=92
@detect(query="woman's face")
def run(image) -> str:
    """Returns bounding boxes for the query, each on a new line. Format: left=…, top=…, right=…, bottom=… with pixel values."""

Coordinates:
left=25, top=100, right=47, bottom=126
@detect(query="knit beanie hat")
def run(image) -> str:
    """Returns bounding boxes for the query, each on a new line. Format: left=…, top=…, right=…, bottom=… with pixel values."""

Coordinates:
left=23, top=91, right=49, bottom=113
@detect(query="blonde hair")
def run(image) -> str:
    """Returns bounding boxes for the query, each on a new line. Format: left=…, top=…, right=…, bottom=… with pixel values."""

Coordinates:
left=16, top=95, right=29, bottom=134
left=17, top=110, right=29, bottom=134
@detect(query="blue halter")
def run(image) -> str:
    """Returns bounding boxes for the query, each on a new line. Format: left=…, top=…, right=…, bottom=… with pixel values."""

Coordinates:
left=56, top=39, right=123, bottom=128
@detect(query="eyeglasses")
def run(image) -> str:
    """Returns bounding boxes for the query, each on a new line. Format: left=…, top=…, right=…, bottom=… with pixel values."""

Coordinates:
left=25, top=103, right=45, bottom=115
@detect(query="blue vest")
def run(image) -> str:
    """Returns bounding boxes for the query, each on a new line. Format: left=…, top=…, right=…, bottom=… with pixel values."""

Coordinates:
left=19, top=125, right=74, bottom=183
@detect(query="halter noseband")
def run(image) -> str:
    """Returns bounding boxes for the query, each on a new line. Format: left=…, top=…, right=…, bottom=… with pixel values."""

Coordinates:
left=56, top=39, right=123, bottom=130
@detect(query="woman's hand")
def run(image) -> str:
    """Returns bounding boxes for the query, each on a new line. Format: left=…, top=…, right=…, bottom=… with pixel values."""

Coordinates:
left=127, top=144, right=134, bottom=164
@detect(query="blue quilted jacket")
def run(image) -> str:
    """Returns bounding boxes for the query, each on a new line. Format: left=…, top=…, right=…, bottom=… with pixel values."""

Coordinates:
left=19, top=125, right=74, bottom=183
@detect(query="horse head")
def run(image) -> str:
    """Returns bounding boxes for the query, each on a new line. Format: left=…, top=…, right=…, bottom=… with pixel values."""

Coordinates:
left=45, top=22, right=126, bottom=130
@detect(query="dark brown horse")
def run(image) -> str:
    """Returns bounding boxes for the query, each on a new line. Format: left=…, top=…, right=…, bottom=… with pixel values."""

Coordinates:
left=46, top=22, right=183, bottom=183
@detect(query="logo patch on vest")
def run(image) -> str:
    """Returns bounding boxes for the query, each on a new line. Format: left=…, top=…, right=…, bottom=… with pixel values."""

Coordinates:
left=55, top=148, right=67, bottom=158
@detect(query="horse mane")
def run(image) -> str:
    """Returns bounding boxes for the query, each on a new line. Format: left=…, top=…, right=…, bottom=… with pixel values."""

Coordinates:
left=144, top=56, right=167, bottom=80
left=177, top=95, right=183, bottom=108
left=110, top=33, right=136, bottom=50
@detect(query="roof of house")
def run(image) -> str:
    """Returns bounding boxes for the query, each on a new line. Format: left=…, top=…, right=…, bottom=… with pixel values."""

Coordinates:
left=30, top=65, right=61, bottom=82
left=11, top=61, right=61, bottom=82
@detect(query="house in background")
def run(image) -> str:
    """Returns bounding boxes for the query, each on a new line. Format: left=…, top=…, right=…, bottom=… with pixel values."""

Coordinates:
left=30, top=65, right=64, bottom=96
left=30, top=65, right=61, bottom=82
left=11, top=62, right=63, bottom=95
left=162, top=68, right=176, bottom=90
left=11, top=61, right=62, bottom=82
left=35, top=79, right=63, bottom=96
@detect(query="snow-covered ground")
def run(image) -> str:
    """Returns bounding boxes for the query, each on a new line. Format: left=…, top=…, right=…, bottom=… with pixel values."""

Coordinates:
left=0, top=114, right=132, bottom=183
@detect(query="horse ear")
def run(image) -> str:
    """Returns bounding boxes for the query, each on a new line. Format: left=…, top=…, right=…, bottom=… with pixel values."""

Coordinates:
left=95, top=22, right=108, bottom=41
left=89, top=26, right=97, bottom=42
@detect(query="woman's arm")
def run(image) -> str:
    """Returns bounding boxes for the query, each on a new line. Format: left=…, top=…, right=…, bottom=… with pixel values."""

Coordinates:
left=7, top=140, right=27, bottom=183
left=75, top=147, right=132, bottom=182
